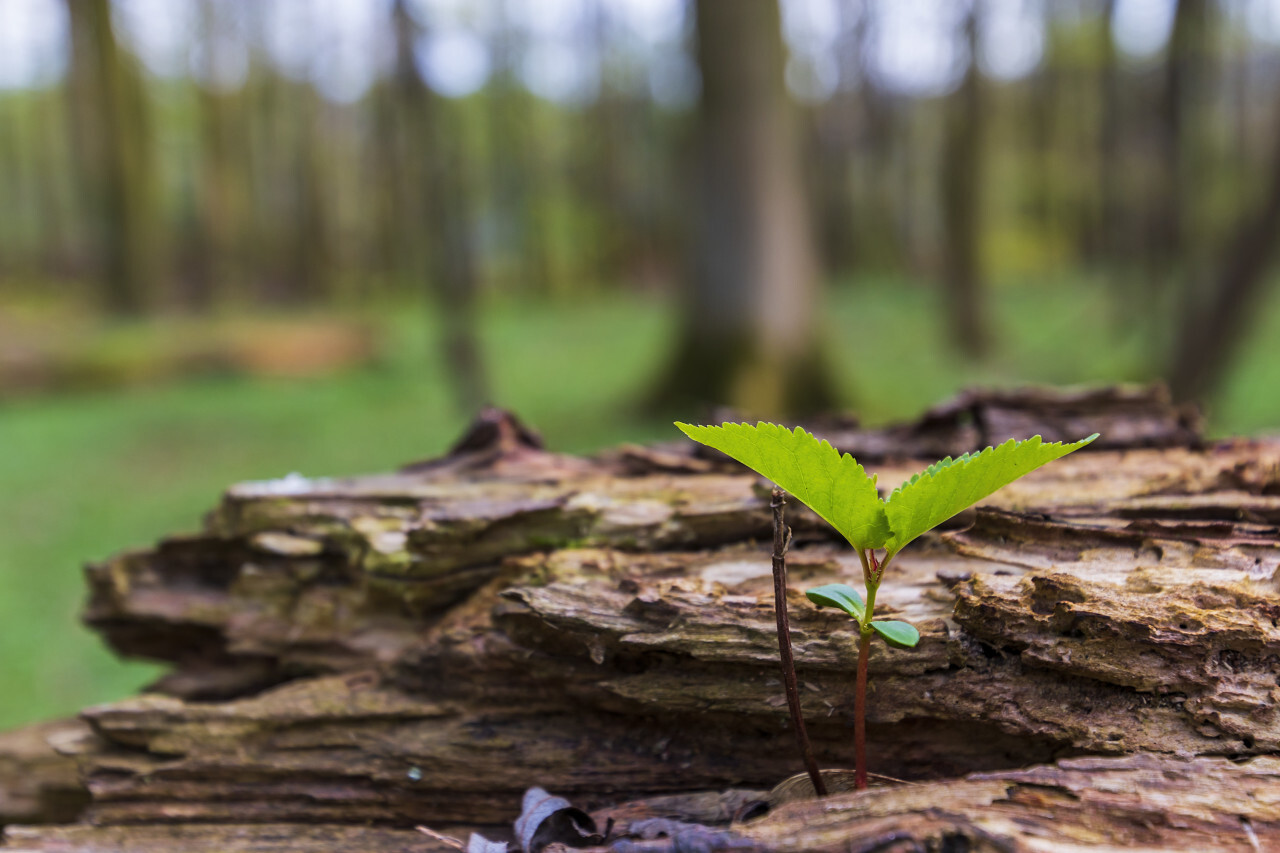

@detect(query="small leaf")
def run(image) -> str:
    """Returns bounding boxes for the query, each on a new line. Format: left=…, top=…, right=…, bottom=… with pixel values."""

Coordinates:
left=676, top=422, right=890, bottom=549
left=805, top=583, right=866, bottom=621
left=870, top=620, right=920, bottom=648
left=883, top=434, right=1098, bottom=557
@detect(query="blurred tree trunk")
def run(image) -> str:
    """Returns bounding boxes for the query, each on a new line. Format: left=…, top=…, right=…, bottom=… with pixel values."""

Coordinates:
left=810, top=112, right=853, bottom=275
left=1152, top=0, right=1207, bottom=273
left=651, top=0, right=833, bottom=418
left=391, top=0, right=488, bottom=415
left=257, top=45, right=329, bottom=308
left=1028, top=17, right=1058, bottom=240
left=0, top=105, right=24, bottom=276
left=487, top=0, right=552, bottom=296
left=63, top=0, right=159, bottom=316
left=32, top=96, right=73, bottom=275
left=1168, top=88, right=1280, bottom=403
left=372, top=20, right=420, bottom=290
left=279, top=89, right=329, bottom=304
left=810, top=2, right=861, bottom=277
left=180, top=0, right=242, bottom=311
left=1144, top=0, right=1211, bottom=366
left=248, top=65, right=290, bottom=303
left=852, top=3, right=910, bottom=273
left=939, top=3, right=987, bottom=358
left=1096, top=0, right=1122, bottom=263
left=582, top=0, right=629, bottom=290
left=370, top=83, right=405, bottom=285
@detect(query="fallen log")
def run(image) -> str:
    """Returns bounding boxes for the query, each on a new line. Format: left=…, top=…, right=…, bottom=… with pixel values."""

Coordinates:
left=6, top=386, right=1280, bottom=850
left=0, top=721, right=89, bottom=828
left=741, top=753, right=1280, bottom=852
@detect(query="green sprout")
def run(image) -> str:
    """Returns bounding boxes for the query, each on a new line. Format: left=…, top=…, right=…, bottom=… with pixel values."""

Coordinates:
left=676, top=422, right=1097, bottom=792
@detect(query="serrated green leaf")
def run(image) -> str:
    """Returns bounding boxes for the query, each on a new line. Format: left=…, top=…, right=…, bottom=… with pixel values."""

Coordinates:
left=805, top=583, right=866, bottom=621
left=896, top=451, right=975, bottom=491
left=871, top=620, right=920, bottom=648
left=883, top=433, right=1098, bottom=556
left=676, top=422, right=890, bottom=549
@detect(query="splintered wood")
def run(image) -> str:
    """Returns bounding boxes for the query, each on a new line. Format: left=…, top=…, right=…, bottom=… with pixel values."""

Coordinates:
left=4, top=389, right=1280, bottom=851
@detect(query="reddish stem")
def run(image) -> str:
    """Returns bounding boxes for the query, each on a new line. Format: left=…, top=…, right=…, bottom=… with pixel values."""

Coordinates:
left=868, top=549, right=882, bottom=583
left=854, top=629, right=871, bottom=790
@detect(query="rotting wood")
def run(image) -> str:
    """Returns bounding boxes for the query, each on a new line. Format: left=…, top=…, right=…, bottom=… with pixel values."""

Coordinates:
left=4, top=823, right=461, bottom=853
left=737, top=754, right=1280, bottom=852
left=6, top=387, right=1280, bottom=850
left=0, top=720, right=89, bottom=827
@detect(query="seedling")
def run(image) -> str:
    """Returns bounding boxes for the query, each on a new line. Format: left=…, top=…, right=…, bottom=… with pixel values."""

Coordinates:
left=676, top=422, right=1097, bottom=791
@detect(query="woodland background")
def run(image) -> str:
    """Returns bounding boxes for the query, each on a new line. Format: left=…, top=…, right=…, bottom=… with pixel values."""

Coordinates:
left=1, top=0, right=1279, bottom=733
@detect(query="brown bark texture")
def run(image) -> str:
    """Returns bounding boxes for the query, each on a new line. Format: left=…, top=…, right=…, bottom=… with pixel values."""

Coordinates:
left=5, top=386, right=1280, bottom=851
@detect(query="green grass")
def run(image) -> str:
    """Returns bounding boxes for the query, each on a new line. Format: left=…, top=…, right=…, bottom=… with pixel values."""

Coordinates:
left=825, top=270, right=1157, bottom=423
left=0, top=295, right=676, bottom=729
left=0, top=277, right=1276, bottom=729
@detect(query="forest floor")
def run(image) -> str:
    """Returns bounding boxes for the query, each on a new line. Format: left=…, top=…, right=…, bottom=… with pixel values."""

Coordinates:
left=0, top=271, right=1278, bottom=730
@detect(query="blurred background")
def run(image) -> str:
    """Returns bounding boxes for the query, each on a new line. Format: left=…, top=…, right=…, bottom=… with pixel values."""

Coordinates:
left=2, top=0, right=1280, bottom=727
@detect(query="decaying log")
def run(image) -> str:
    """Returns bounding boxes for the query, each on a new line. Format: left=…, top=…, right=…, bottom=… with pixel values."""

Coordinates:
left=4, top=823, right=455, bottom=853
left=740, top=754, right=1280, bottom=852
left=0, top=721, right=88, bottom=828
left=6, top=385, right=1280, bottom=850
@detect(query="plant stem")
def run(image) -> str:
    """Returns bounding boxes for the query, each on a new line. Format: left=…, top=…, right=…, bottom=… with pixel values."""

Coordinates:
left=854, top=627, right=871, bottom=790
left=853, top=547, right=882, bottom=792
left=770, top=487, right=827, bottom=798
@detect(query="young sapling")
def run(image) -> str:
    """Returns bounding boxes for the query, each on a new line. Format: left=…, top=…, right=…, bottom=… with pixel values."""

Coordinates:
left=676, top=422, right=1097, bottom=792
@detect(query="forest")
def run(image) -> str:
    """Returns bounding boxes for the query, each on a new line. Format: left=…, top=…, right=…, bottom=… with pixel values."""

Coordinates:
left=2, top=0, right=1280, bottom=776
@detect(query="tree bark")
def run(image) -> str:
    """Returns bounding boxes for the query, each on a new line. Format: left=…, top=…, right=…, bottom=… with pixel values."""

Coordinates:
left=650, top=0, right=833, bottom=418
left=6, top=389, right=1280, bottom=850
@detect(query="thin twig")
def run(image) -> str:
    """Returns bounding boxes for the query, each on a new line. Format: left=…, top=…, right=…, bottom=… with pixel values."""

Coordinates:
left=771, top=487, right=827, bottom=797
left=415, top=825, right=466, bottom=850
left=866, top=770, right=921, bottom=786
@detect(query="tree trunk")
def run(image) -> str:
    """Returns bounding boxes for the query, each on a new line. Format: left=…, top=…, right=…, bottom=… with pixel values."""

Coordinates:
left=264, top=83, right=330, bottom=306
left=650, top=0, right=833, bottom=418
left=1157, top=0, right=1208, bottom=267
left=940, top=4, right=987, bottom=358
left=63, top=0, right=159, bottom=316
left=486, top=0, right=553, bottom=297
left=5, top=387, right=1280, bottom=851
left=390, top=0, right=489, bottom=415
left=1168, top=83, right=1280, bottom=403
left=1097, top=0, right=1122, bottom=263
left=178, top=0, right=244, bottom=312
